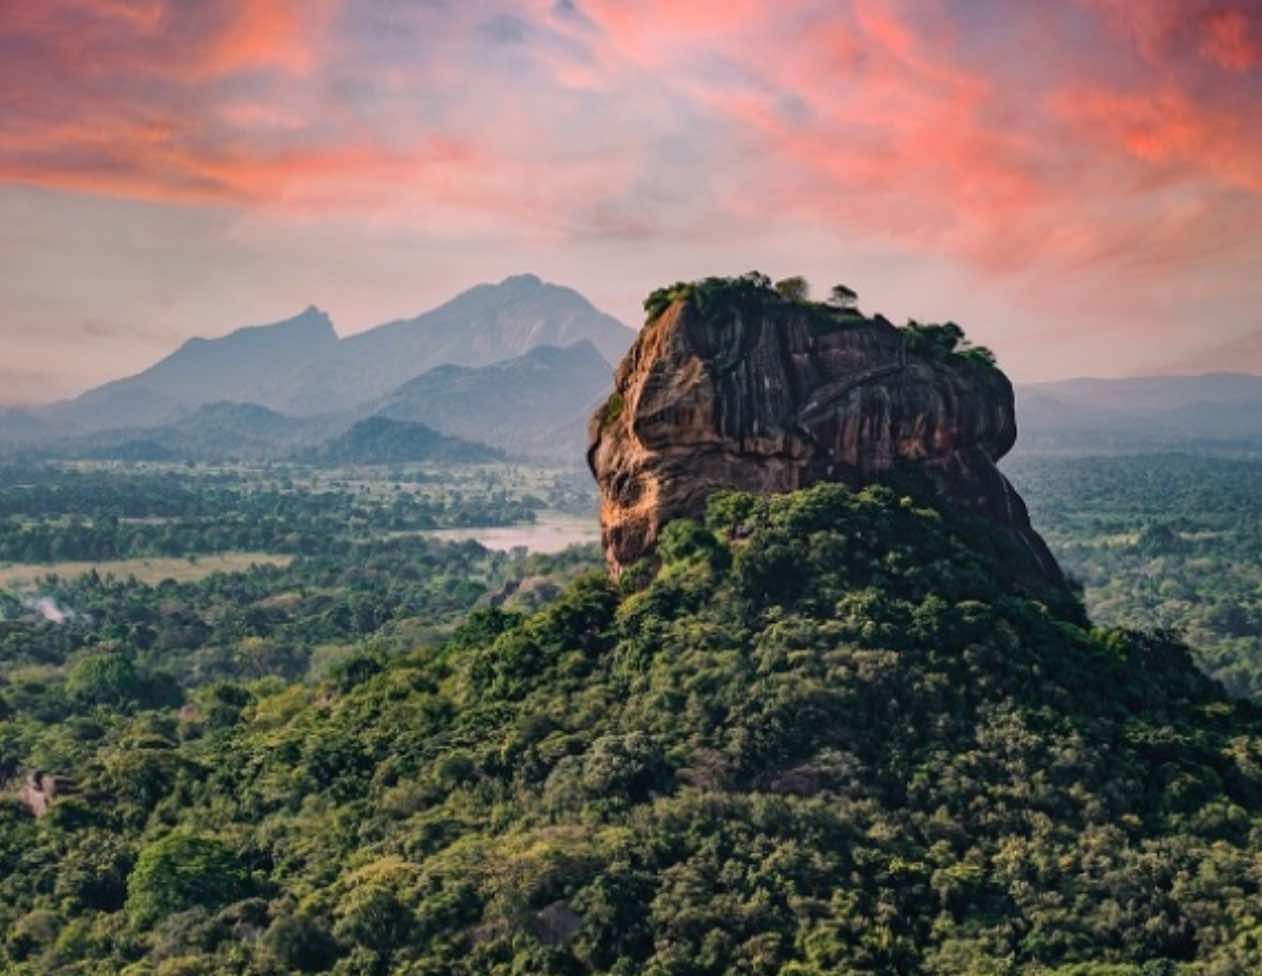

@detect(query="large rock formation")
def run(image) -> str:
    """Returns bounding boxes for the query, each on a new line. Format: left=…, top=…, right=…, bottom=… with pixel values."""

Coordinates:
left=587, top=281, right=1062, bottom=585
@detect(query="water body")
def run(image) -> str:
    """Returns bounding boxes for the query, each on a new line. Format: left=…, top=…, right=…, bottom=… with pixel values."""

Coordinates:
left=423, top=514, right=600, bottom=553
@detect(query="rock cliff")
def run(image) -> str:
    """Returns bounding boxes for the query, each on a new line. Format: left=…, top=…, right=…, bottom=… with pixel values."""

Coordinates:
left=587, top=277, right=1062, bottom=585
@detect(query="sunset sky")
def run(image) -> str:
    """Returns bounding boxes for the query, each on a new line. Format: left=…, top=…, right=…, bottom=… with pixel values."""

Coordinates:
left=2, top=0, right=1261, bottom=401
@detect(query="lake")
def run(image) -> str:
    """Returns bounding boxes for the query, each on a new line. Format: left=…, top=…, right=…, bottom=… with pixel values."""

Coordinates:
left=423, top=513, right=600, bottom=553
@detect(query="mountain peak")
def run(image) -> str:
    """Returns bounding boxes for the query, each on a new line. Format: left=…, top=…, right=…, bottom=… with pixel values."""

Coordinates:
left=498, top=272, right=543, bottom=289
left=518, top=339, right=609, bottom=368
left=173, top=306, right=337, bottom=354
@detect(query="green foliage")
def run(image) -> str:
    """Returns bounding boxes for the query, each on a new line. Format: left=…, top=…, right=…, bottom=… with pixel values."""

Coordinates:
left=774, top=276, right=810, bottom=302
left=600, top=391, right=624, bottom=429
left=0, top=462, right=598, bottom=704
left=125, top=833, right=251, bottom=926
left=828, top=283, right=858, bottom=308
left=904, top=320, right=998, bottom=368
left=66, top=652, right=144, bottom=710
left=7, top=464, right=1262, bottom=973
left=644, top=271, right=831, bottom=326
left=655, top=518, right=726, bottom=570
left=643, top=280, right=695, bottom=323
left=1009, top=451, right=1262, bottom=700
left=0, top=461, right=549, bottom=563
left=642, top=273, right=872, bottom=339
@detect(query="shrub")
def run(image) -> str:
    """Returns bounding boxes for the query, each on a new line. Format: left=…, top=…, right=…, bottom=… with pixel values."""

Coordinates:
left=126, top=833, right=251, bottom=926
left=67, top=652, right=144, bottom=709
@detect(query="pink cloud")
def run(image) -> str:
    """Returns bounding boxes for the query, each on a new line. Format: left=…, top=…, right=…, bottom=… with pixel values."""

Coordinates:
left=2, top=0, right=1260, bottom=289
left=1055, top=84, right=1262, bottom=195
left=0, top=0, right=334, bottom=82
left=1079, top=0, right=1262, bottom=72
left=1201, top=9, right=1261, bottom=72
left=570, top=0, right=777, bottom=64
left=560, top=0, right=1262, bottom=282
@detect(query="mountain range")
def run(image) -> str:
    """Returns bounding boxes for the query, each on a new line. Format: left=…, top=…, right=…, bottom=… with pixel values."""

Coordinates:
left=1016, top=372, right=1262, bottom=451
left=54, top=272, right=631, bottom=429
left=0, top=275, right=633, bottom=463
left=30, top=343, right=614, bottom=464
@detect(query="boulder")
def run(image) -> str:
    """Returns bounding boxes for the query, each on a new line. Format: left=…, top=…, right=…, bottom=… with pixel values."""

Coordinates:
left=588, top=283, right=1061, bottom=585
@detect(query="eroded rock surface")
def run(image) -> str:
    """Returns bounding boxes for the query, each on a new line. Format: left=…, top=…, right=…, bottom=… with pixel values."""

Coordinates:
left=18, top=770, right=78, bottom=818
left=587, top=295, right=1061, bottom=584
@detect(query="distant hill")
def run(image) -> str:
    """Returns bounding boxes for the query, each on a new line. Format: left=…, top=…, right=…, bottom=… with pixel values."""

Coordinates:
left=48, top=402, right=340, bottom=462
left=370, top=341, right=612, bottom=460
left=1016, top=372, right=1262, bottom=450
left=51, top=385, right=187, bottom=434
left=0, top=407, right=57, bottom=446
left=160, top=402, right=336, bottom=456
left=39, top=276, right=635, bottom=430
left=47, top=307, right=338, bottom=431
left=307, top=417, right=501, bottom=465
left=1160, top=329, right=1262, bottom=376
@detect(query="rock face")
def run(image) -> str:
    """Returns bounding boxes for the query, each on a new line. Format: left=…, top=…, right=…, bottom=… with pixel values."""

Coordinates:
left=18, top=770, right=78, bottom=818
left=587, top=293, right=1062, bottom=585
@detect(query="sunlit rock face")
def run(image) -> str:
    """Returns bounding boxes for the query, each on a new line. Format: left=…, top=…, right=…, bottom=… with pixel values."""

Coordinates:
left=588, top=297, right=1062, bottom=585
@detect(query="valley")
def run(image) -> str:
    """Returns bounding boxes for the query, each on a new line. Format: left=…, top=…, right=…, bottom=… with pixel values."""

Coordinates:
left=1008, top=451, right=1262, bottom=700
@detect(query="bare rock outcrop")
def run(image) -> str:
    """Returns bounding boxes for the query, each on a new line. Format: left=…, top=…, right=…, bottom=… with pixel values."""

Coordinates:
left=587, top=281, right=1061, bottom=585
left=18, top=770, right=78, bottom=818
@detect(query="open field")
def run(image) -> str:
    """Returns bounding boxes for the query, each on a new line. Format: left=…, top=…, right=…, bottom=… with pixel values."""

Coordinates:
left=0, top=551, right=293, bottom=589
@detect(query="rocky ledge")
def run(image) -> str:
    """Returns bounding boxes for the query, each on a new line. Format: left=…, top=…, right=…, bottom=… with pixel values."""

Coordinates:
left=587, top=275, right=1062, bottom=586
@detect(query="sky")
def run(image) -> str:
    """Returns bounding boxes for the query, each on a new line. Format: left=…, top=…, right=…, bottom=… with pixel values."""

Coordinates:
left=2, top=0, right=1261, bottom=402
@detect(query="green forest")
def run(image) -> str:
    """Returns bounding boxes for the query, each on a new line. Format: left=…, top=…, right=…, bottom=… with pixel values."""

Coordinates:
left=0, top=464, right=566, bottom=564
left=1008, top=453, right=1262, bottom=701
left=4, top=463, right=1262, bottom=974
